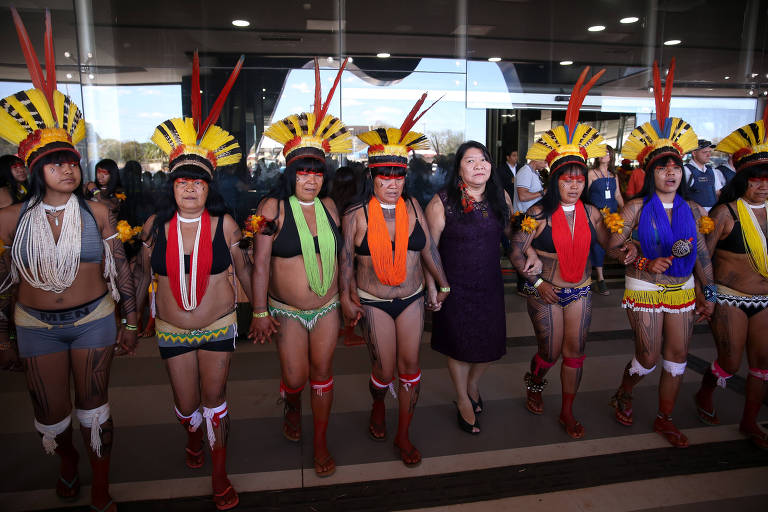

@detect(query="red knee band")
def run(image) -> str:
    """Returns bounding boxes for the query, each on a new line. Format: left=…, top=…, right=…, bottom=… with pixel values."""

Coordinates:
left=280, top=380, right=306, bottom=396
left=749, top=368, right=768, bottom=381
left=370, top=374, right=393, bottom=389
left=534, top=353, right=556, bottom=373
left=399, top=370, right=421, bottom=385
left=310, top=377, right=334, bottom=395
left=563, top=355, right=586, bottom=369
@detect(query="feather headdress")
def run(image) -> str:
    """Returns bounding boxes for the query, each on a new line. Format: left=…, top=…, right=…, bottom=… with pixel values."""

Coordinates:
left=357, top=93, right=441, bottom=168
left=151, top=51, right=243, bottom=175
left=527, top=67, right=607, bottom=172
left=0, top=8, right=85, bottom=169
left=264, top=57, right=352, bottom=166
left=621, top=59, right=698, bottom=170
left=715, top=103, right=768, bottom=171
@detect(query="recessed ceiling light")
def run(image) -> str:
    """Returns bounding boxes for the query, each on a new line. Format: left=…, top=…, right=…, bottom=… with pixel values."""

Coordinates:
left=488, top=57, right=501, bottom=62
left=663, top=39, right=681, bottom=46
left=376, top=52, right=390, bottom=58
left=347, top=57, right=353, bottom=63
left=88, top=73, right=95, bottom=80
left=232, top=19, right=250, bottom=27
left=748, top=89, right=754, bottom=96
left=763, top=91, right=767, bottom=96
left=751, top=73, right=758, bottom=78
left=66, top=73, right=73, bottom=79
left=63, top=51, right=71, bottom=58
left=724, top=76, right=730, bottom=80
left=327, top=56, right=334, bottom=62
left=588, top=25, right=606, bottom=32
left=620, top=16, right=639, bottom=24
left=560, top=60, right=573, bottom=66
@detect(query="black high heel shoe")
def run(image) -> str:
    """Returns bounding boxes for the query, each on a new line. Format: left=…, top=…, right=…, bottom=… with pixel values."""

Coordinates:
left=468, top=393, right=483, bottom=414
left=454, top=402, right=480, bottom=434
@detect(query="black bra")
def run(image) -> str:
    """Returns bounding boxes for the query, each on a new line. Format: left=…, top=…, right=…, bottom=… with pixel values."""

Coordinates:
left=271, top=199, right=342, bottom=258
left=355, top=199, right=427, bottom=256
left=151, top=216, right=230, bottom=276
left=716, top=203, right=747, bottom=254
left=531, top=204, right=597, bottom=253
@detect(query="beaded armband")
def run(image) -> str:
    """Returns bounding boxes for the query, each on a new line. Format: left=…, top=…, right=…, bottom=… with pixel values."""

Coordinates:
left=634, top=257, right=649, bottom=271
left=703, top=284, right=718, bottom=303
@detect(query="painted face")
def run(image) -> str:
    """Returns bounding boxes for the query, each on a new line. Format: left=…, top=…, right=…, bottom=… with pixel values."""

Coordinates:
left=653, top=161, right=682, bottom=194
left=42, top=161, right=81, bottom=193
left=460, top=147, right=492, bottom=187
left=173, top=177, right=208, bottom=211
left=744, top=174, right=768, bottom=204
left=373, top=173, right=405, bottom=204
left=558, top=169, right=586, bottom=204
left=96, top=167, right=110, bottom=186
left=10, top=163, right=27, bottom=182
left=295, top=169, right=324, bottom=201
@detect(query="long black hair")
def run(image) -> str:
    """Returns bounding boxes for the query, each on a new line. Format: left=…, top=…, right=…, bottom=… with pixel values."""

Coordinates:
left=717, top=163, right=768, bottom=205
left=443, top=140, right=509, bottom=224
left=151, top=165, right=230, bottom=239
left=0, top=154, right=29, bottom=203
left=21, top=150, right=94, bottom=223
left=634, top=155, right=691, bottom=202
left=93, top=158, right=121, bottom=198
left=330, top=162, right=365, bottom=213
left=271, top=157, right=328, bottom=200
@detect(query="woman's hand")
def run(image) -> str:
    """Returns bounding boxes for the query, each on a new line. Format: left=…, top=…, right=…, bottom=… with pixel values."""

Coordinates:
left=523, top=253, right=543, bottom=276
left=341, top=293, right=365, bottom=327
left=426, top=283, right=442, bottom=311
left=694, top=292, right=715, bottom=322
left=248, top=315, right=280, bottom=344
left=647, top=257, right=672, bottom=274
left=436, top=287, right=450, bottom=305
left=114, top=327, right=139, bottom=356
left=536, top=281, right=559, bottom=304
left=620, top=241, right=638, bottom=265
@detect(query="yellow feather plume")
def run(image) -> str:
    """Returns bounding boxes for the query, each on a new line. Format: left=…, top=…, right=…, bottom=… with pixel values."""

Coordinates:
left=717, top=120, right=766, bottom=155
left=621, top=117, right=697, bottom=164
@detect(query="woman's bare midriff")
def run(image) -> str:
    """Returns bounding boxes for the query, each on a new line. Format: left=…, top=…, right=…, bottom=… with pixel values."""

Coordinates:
left=269, top=254, right=339, bottom=309
left=16, top=262, right=108, bottom=310
left=356, top=252, right=424, bottom=299
left=534, top=249, right=591, bottom=289
left=156, top=272, right=235, bottom=329
left=714, top=250, right=768, bottom=295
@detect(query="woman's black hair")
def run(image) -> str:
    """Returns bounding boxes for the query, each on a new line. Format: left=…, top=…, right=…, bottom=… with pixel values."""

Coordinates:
left=93, top=158, right=121, bottom=197
left=443, top=140, right=509, bottom=224
left=0, top=154, right=29, bottom=203
left=634, top=155, right=691, bottom=202
left=271, top=157, right=328, bottom=200
left=329, top=162, right=365, bottom=213
left=717, top=163, right=768, bottom=206
left=151, top=165, right=231, bottom=239
left=22, top=150, right=94, bottom=223
left=590, top=145, right=616, bottom=174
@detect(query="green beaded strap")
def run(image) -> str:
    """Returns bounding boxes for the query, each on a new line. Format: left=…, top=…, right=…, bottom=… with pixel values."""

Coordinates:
left=288, top=196, right=336, bottom=297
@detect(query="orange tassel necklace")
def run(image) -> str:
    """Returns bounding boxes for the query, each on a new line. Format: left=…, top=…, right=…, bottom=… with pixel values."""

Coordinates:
left=367, top=197, right=408, bottom=286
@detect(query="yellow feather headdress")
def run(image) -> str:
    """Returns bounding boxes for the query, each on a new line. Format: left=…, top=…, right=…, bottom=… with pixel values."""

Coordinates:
left=151, top=51, right=243, bottom=175
left=715, top=104, right=768, bottom=171
left=357, top=93, right=441, bottom=169
left=621, top=59, right=698, bottom=169
left=527, top=67, right=607, bottom=172
left=0, top=9, right=85, bottom=169
left=264, top=58, right=352, bottom=166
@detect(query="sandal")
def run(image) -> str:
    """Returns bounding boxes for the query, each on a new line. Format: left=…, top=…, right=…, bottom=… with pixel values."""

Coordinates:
left=89, top=499, right=116, bottom=512
left=559, top=417, right=585, bottom=439
left=313, top=453, right=336, bottom=477
left=393, top=440, right=422, bottom=467
left=740, top=425, right=768, bottom=450
left=609, top=389, right=633, bottom=426
left=185, top=446, right=204, bottom=469
left=468, top=393, right=483, bottom=414
left=213, top=484, right=239, bottom=511
left=524, top=372, right=545, bottom=415
left=56, top=473, right=80, bottom=501
left=694, top=394, right=720, bottom=426
left=653, top=415, right=689, bottom=448
left=454, top=402, right=480, bottom=434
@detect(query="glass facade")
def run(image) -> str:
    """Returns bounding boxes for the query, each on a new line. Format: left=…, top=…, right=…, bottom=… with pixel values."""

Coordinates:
left=1, top=0, right=765, bottom=219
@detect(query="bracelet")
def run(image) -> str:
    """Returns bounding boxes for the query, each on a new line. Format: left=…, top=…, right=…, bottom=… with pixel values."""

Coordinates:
left=253, top=311, right=270, bottom=318
left=634, top=257, right=649, bottom=271
left=533, top=278, right=544, bottom=288
left=124, top=324, right=138, bottom=331
left=703, top=284, right=718, bottom=303
left=121, top=318, right=127, bottom=325
left=439, top=286, right=451, bottom=293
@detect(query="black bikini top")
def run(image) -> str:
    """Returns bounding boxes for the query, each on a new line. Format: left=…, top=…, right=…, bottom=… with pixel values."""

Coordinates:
left=151, top=216, right=230, bottom=276
left=354, top=198, right=427, bottom=256
left=716, top=203, right=747, bottom=254
left=531, top=204, right=597, bottom=253
left=271, top=199, right=342, bottom=258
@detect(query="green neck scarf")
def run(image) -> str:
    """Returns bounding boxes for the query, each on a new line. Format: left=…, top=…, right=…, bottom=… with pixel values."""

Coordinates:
left=288, top=195, right=336, bottom=297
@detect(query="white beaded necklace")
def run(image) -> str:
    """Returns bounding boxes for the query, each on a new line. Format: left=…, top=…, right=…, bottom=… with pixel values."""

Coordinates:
left=745, top=201, right=766, bottom=209
left=561, top=204, right=576, bottom=212
left=297, top=199, right=315, bottom=206
left=43, top=203, right=66, bottom=226
left=12, top=195, right=81, bottom=293
left=176, top=214, right=202, bottom=311
left=379, top=201, right=397, bottom=210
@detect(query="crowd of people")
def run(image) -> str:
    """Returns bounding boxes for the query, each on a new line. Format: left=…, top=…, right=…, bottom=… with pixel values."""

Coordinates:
left=0, top=11, right=767, bottom=512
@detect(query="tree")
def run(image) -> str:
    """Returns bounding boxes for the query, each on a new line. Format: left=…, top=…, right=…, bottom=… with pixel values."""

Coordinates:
left=427, top=129, right=464, bottom=156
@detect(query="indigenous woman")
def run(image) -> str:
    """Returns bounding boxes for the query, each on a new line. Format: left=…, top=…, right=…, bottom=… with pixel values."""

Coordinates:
left=425, top=141, right=513, bottom=434
left=0, top=154, right=30, bottom=207
left=250, top=58, right=351, bottom=477
left=85, top=158, right=124, bottom=216
left=609, top=60, right=715, bottom=448
left=510, top=68, right=636, bottom=439
left=134, top=53, right=250, bottom=510
left=694, top=106, right=768, bottom=448
left=341, top=94, right=449, bottom=466
left=0, top=10, right=137, bottom=512
left=587, top=145, right=624, bottom=295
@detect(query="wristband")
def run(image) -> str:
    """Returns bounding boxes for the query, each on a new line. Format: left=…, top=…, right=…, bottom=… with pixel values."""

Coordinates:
left=634, top=257, right=649, bottom=271
left=533, top=278, right=544, bottom=288
left=121, top=318, right=127, bottom=325
left=124, top=324, right=138, bottom=331
left=703, top=284, right=718, bottom=303
left=439, top=287, right=451, bottom=293
left=252, top=311, right=270, bottom=318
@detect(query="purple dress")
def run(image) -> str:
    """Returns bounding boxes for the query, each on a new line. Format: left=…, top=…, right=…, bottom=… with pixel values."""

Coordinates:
left=431, top=191, right=506, bottom=362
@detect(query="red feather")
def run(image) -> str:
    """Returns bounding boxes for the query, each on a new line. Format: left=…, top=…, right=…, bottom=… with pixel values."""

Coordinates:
left=313, top=57, right=322, bottom=129
left=191, top=51, right=201, bottom=135
left=409, top=94, right=443, bottom=127
left=398, top=93, right=427, bottom=142
left=565, top=67, right=589, bottom=130
left=43, top=10, right=58, bottom=125
left=198, top=55, right=244, bottom=139
left=662, top=58, right=676, bottom=128
left=573, top=68, right=605, bottom=123
left=11, top=7, right=47, bottom=94
left=314, top=57, right=349, bottom=134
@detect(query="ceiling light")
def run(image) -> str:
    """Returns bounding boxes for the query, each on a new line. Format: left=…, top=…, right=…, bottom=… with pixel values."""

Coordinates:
left=559, top=60, right=573, bottom=66
left=327, top=56, right=334, bottom=62
left=376, top=52, right=390, bottom=58
left=620, top=16, right=639, bottom=24
left=588, top=25, right=606, bottom=32
left=262, top=88, right=266, bottom=92
left=232, top=19, right=250, bottom=27
left=663, top=39, right=681, bottom=46
left=66, top=73, right=73, bottom=79
left=748, top=89, right=754, bottom=96
left=751, top=73, right=758, bottom=78
left=763, top=91, right=767, bottom=96
left=648, top=86, right=654, bottom=93
left=88, top=73, right=95, bottom=80
left=63, top=51, right=71, bottom=58
left=488, top=57, right=501, bottom=62
left=347, top=57, right=353, bottom=63
left=724, top=76, right=730, bottom=80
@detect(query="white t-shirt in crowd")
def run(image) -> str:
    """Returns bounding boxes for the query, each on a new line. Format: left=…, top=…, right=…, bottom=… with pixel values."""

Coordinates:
left=514, top=164, right=543, bottom=214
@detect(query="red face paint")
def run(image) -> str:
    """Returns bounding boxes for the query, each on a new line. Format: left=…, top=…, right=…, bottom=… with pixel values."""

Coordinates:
left=296, top=170, right=324, bottom=177
left=559, top=174, right=585, bottom=183
left=748, top=177, right=768, bottom=184
left=376, top=175, right=405, bottom=181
